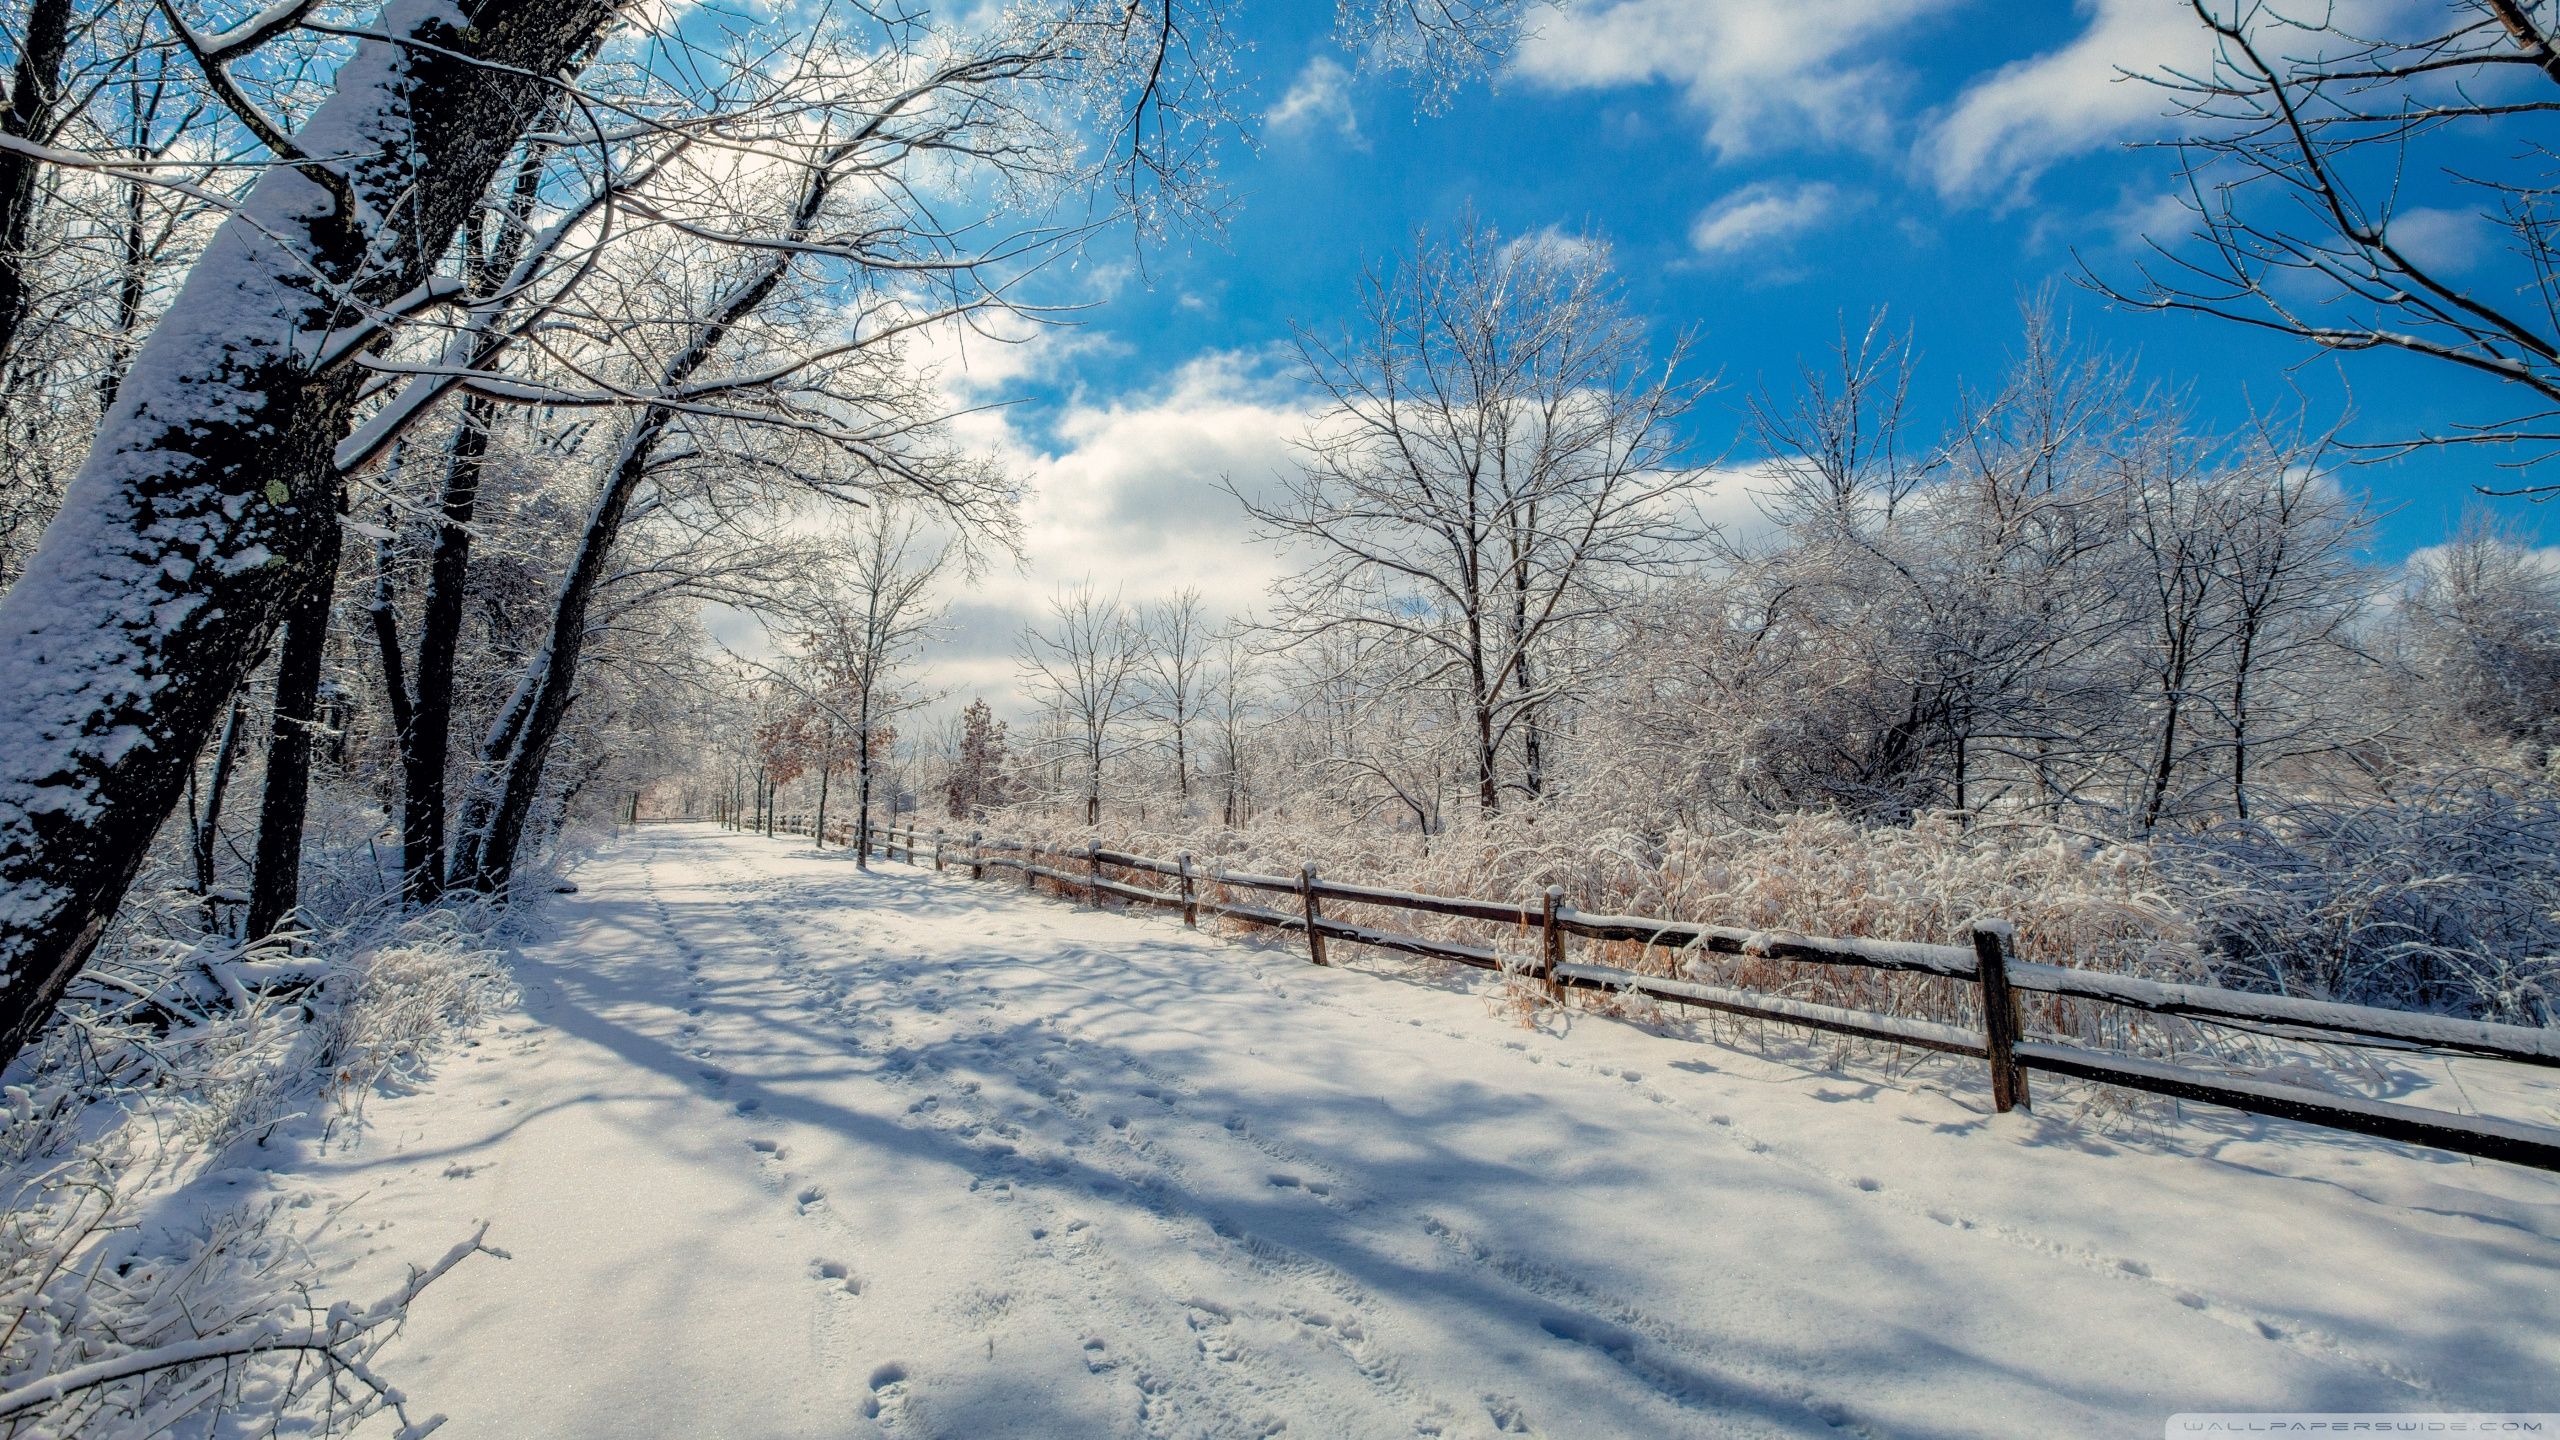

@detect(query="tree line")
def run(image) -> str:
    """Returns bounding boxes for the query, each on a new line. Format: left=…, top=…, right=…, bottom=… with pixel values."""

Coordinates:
left=6, top=0, right=2560, bottom=1072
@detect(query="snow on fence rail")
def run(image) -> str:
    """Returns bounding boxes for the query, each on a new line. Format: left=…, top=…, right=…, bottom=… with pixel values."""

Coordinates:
left=799, top=819, right=2560, bottom=1173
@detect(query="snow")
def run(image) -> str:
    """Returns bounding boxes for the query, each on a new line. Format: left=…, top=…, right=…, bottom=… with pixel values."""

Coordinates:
left=269, top=824, right=2552, bottom=1438
left=2006, top=958, right=2560, bottom=1063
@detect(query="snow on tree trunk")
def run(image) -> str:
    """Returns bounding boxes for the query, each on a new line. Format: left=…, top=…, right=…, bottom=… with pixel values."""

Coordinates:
left=0, top=0, right=624, bottom=1072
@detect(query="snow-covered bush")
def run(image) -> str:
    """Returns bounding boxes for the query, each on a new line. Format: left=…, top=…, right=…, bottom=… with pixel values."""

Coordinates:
left=0, top=893, right=513, bottom=1436
left=973, top=778, right=2555, bottom=1068
left=2158, top=775, right=2560, bottom=1025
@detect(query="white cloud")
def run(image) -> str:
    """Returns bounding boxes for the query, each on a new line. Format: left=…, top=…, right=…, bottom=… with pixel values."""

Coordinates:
left=2105, top=188, right=2196, bottom=248
left=1267, top=56, right=1365, bottom=148
left=2384, top=206, right=2496, bottom=275
left=1920, top=0, right=2209, bottom=201
left=1513, top=0, right=1960, bottom=157
left=918, top=351, right=1318, bottom=715
left=1687, top=180, right=1843, bottom=258
left=2402, top=538, right=2560, bottom=583
left=1921, top=0, right=2427, bottom=202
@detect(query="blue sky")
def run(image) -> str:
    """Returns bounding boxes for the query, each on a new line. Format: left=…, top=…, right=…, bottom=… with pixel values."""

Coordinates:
left=879, top=0, right=2558, bottom=707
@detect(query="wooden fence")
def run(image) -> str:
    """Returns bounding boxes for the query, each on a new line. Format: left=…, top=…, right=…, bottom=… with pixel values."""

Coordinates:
left=765, top=816, right=2560, bottom=1173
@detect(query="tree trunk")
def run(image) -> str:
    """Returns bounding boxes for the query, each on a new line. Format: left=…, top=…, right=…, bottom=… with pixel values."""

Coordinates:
left=193, top=697, right=247, bottom=933
left=0, top=0, right=626, bottom=1072
left=98, top=165, right=153, bottom=411
left=813, top=743, right=831, bottom=850
left=400, top=393, right=501, bottom=905
left=2142, top=677, right=2187, bottom=836
left=1512, top=555, right=1542, bottom=803
left=1085, top=742, right=1101, bottom=826
left=2229, top=623, right=2257, bottom=823
left=397, top=145, right=545, bottom=905
left=855, top=684, right=875, bottom=869
left=458, top=399, right=666, bottom=894
left=247, top=498, right=346, bottom=942
left=1520, top=704, right=1544, bottom=802
left=1472, top=699, right=1498, bottom=816
left=0, top=0, right=73, bottom=378
left=447, top=663, right=536, bottom=881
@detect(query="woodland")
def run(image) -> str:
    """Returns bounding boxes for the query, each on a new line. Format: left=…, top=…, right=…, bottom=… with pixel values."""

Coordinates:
left=0, top=0, right=2555, bottom=1430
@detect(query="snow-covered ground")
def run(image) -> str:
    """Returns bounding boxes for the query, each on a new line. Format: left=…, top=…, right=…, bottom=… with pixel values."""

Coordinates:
left=288, top=824, right=2552, bottom=1438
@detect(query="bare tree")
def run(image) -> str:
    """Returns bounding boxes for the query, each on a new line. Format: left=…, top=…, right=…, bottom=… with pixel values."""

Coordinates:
left=1017, top=583, right=1145, bottom=826
left=2393, top=513, right=2560, bottom=755
left=1204, top=634, right=1261, bottom=827
left=1747, top=313, right=1931, bottom=533
left=1245, top=221, right=1708, bottom=816
left=792, top=510, right=948, bottom=867
left=0, top=0, right=626, bottom=1066
left=1142, top=587, right=1211, bottom=807
left=2204, top=435, right=2375, bottom=819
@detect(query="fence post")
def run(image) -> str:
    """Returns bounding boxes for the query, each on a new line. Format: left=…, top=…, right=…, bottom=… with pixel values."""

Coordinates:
left=1086, top=843, right=1103, bottom=906
left=969, top=831, right=983, bottom=881
left=1969, top=920, right=2030, bottom=1114
left=1539, top=885, right=1565, bottom=1002
left=1300, top=864, right=1328, bottom=966
left=1178, top=851, right=1198, bottom=929
left=934, top=830, right=946, bottom=871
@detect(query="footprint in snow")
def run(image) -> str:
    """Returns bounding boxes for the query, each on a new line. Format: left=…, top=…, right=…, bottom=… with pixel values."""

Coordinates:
left=811, top=1258, right=863, bottom=1294
left=797, top=1186, right=826, bottom=1212
left=745, top=1138, right=787, bottom=1159
left=861, top=1363, right=909, bottom=1421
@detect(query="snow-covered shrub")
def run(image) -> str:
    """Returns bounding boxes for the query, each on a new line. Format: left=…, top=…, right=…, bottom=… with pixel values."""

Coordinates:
left=0, top=893, right=513, bottom=1436
left=2158, top=775, right=2560, bottom=1025
left=973, top=784, right=2553, bottom=1076
left=0, top=1146, right=494, bottom=1440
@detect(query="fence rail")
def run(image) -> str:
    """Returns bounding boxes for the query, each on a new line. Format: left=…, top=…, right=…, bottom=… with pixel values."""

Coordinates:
left=764, top=817, right=2560, bottom=1173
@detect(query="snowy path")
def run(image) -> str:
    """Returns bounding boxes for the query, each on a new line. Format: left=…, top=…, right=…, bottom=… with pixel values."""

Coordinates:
left=309, top=824, right=2557, bottom=1439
